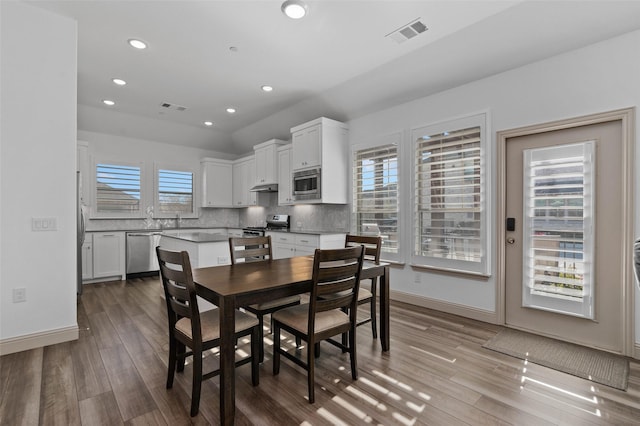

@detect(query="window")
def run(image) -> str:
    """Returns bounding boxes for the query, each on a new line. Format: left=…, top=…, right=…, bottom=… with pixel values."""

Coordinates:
left=412, top=113, right=489, bottom=275
left=95, top=162, right=142, bottom=217
left=154, top=164, right=197, bottom=218
left=352, top=141, right=399, bottom=260
left=521, top=141, right=595, bottom=318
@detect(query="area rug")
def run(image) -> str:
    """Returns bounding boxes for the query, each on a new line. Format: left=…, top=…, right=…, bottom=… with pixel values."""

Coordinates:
left=482, top=328, right=629, bottom=390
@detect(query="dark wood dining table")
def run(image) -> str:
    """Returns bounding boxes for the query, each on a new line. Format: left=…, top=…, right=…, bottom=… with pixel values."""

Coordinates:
left=192, top=255, right=390, bottom=425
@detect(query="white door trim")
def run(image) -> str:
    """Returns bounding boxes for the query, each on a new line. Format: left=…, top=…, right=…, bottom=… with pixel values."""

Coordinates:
left=496, top=108, right=636, bottom=357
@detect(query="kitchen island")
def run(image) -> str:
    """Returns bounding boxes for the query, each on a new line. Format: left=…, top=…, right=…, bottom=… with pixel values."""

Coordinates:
left=159, top=232, right=232, bottom=312
left=159, top=231, right=231, bottom=268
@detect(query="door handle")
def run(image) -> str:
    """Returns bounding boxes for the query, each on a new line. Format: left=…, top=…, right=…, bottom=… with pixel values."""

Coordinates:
left=507, top=237, right=515, bottom=244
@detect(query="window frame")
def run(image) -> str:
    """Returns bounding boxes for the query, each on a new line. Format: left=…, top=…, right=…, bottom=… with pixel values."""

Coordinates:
left=153, top=162, right=198, bottom=219
left=410, top=112, right=491, bottom=276
left=91, top=158, right=145, bottom=219
left=350, top=132, right=403, bottom=263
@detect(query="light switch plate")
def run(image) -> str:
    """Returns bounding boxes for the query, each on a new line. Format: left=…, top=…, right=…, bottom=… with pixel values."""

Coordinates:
left=32, top=217, right=57, bottom=231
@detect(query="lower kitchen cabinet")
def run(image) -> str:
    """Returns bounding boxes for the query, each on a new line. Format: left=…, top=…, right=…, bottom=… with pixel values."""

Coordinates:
left=266, top=232, right=345, bottom=259
left=83, top=231, right=126, bottom=282
left=81, top=238, right=93, bottom=280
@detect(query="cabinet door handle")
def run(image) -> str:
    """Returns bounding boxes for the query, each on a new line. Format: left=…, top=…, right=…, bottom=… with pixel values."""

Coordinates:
left=299, top=239, right=309, bottom=243
left=101, top=234, right=116, bottom=237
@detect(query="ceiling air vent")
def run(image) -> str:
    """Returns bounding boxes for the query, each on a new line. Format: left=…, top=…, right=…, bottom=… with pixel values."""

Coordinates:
left=386, top=18, right=428, bottom=44
left=159, top=102, right=188, bottom=111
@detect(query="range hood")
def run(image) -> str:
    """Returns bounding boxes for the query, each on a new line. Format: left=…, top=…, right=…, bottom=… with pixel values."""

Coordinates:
left=250, top=183, right=278, bottom=192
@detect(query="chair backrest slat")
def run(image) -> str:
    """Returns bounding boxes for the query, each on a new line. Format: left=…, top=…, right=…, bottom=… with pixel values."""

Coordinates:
left=229, top=236, right=272, bottom=264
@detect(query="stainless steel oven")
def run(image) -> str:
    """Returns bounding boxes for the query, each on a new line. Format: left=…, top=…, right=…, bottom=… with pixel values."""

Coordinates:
left=292, top=168, right=321, bottom=201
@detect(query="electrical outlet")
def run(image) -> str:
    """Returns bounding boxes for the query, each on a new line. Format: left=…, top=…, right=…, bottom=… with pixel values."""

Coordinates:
left=13, top=288, right=26, bottom=303
left=414, top=273, right=421, bottom=284
left=218, top=256, right=229, bottom=264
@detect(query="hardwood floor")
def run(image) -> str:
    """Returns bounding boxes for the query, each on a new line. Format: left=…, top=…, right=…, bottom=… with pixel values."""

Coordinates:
left=1, top=276, right=639, bottom=425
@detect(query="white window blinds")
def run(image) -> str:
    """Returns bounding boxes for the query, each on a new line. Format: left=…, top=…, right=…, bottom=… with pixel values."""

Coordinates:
left=412, top=113, right=489, bottom=275
left=158, top=169, right=194, bottom=214
left=352, top=144, right=399, bottom=256
left=96, top=163, right=141, bottom=213
left=522, top=141, right=595, bottom=319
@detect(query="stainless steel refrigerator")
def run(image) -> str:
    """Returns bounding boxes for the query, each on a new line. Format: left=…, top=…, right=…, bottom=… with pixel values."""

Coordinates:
left=77, top=171, right=86, bottom=295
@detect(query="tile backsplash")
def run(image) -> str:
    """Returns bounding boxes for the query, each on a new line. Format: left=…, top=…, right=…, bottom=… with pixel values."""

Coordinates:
left=86, top=193, right=349, bottom=232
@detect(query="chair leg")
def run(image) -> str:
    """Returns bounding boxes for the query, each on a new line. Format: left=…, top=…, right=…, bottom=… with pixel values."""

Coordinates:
left=177, top=341, right=186, bottom=372
left=190, top=348, right=203, bottom=417
left=314, top=342, right=321, bottom=358
left=308, top=338, right=315, bottom=403
left=257, top=314, right=265, bottom=363
left=349, top=328, right=358, bottom=380
left=251, top=326, right=260, bottom=386
left=370, top=296, right=377, bottom=339
left=166, top=336, right=177, bottom=389
left=366, top=277, right=378, bottom=339
left=272, top=323, right=281, bottom=375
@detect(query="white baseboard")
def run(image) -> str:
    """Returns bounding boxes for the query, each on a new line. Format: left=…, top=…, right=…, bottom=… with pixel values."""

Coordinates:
left=391, top=289, right=499, bottom=325
left=0, top=325, right=79, bottom=356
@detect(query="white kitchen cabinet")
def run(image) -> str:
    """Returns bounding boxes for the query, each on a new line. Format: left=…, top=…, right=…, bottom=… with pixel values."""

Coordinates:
left=266, top=231, right=345, bottom=259
left=201, top=158, right=233, bottom=207
left=233, top=156, right=257, bottom=207
left=81, top=237, right=93, bottom=280
left=77, top=141, right=90, bottom=205
left=92, top=232, right=125, bottom=280
left=254, top=139, right=287, bottom=186
left=291, top=124, right=321, bottom=170
left=290, top=117, right=349, bottom=204
left=277, top=145, right=294, bottom=205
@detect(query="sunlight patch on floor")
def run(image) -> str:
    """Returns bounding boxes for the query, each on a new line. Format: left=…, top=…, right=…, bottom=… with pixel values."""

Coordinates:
left=409, top=345, right=456, bottom=363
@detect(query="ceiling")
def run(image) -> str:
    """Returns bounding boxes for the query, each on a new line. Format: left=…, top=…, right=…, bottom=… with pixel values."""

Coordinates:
left=27, top=0, right=640, bottom=156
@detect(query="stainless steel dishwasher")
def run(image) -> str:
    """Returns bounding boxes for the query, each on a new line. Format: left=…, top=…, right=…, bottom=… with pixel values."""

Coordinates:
left=126, top=231, right=162, bottom=275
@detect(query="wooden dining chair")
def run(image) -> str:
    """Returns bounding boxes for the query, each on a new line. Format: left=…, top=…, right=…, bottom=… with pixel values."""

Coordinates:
left=345, top=234, right=382, bottom=338
left=228, top=235, right=301, bottom=362
left=156, top=247, right=260, bottom=417
left=272, top=245, right=364, bottom=403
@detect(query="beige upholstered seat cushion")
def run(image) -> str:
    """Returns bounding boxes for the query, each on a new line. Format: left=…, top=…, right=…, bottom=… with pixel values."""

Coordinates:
left=272, top=304, right=349, bottom=335
left=175, top=309, right=259, bottom=342
left=249, top=295, right=301, bottom=311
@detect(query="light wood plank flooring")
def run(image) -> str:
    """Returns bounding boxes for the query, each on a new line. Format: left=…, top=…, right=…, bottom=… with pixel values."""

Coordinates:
left=1, top=276, right=639, bottom=425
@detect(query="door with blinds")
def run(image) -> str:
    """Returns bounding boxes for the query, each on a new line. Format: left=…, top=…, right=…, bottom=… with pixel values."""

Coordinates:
left=504, top=119, right=626, bottom=353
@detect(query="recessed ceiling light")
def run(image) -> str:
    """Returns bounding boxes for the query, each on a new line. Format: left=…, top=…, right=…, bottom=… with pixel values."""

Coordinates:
left=226, top=107, right=236, bottom=114
left=204, top=121, right=214, bottom=127
left=261, top=85, right=274, bottom=92
left=102, top=99, right=115, bottom=106
left=281, top=0, right=308, bottom=19
left=128, top=39, right=147, bottom=49
left=112, top=78, right=127, bottom=86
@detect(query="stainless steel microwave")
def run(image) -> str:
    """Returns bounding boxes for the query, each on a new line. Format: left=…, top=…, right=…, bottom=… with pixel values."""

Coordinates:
left=292, top=168, right=321, bottom=201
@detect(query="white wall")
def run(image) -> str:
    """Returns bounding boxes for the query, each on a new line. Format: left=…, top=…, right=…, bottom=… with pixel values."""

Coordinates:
left=348, top=29, right=640, bottom=345
left=0, top=2, right=78, bottom=351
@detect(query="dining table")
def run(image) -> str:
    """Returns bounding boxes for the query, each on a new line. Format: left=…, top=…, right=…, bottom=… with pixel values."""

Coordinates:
left=192, top=255, right=390, bottom=425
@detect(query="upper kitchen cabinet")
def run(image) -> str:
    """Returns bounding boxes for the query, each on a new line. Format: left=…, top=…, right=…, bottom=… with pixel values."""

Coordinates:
left=233, top=156, right=257, bottom=207
left=77, top=141, right=90, bottom=205
left=291, top=117, right=349, bottom=204
left=201, top=158, right=233, bottom=207
left=253, top=139, right=287, bottom=188
left=277, top=145, right=294, bottom=205
left=291, top=117, right=348, bottom=171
